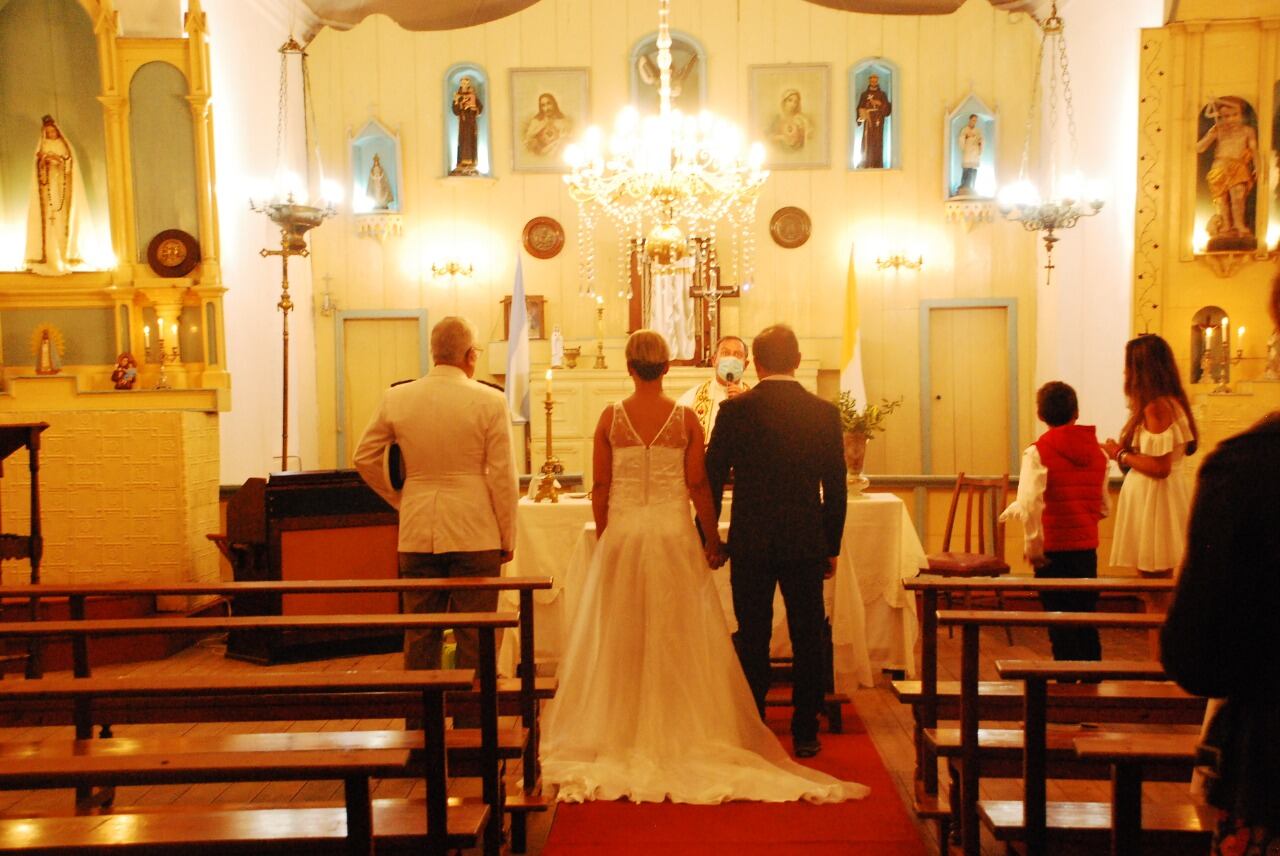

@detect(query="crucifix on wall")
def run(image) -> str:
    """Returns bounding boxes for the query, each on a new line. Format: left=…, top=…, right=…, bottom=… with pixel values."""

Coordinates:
left=627, top=237, right=739, bottom=366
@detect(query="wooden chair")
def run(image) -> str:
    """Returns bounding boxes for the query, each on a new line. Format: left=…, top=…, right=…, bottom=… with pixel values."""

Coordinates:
left=927, top=473, right=1013, bottom=642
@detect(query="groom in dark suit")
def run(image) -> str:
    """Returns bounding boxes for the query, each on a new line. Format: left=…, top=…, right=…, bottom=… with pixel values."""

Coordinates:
left=706, top=325, right=847, bottom=758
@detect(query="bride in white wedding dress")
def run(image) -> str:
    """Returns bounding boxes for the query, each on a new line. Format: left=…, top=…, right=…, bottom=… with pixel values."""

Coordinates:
left=541, top=330, right=868, bottom=804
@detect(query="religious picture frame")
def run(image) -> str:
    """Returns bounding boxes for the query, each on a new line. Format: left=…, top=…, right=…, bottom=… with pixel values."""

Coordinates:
left=351, top=118, right=403, bottom=214
left=502, top=295, right=546, bottom=340
left=749, top=64, right=830, bottom=170
left=849, top=58, right=900, bottom=170
left=944, top=93, right=996, bottom=200
left=510, top=68, right=589, bottom=173
left=630, top=30, right=706, bottom=114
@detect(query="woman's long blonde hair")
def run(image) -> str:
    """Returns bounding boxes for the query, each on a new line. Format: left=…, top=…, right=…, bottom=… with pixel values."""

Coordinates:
left=1119, top=334, right=1198, bottom=454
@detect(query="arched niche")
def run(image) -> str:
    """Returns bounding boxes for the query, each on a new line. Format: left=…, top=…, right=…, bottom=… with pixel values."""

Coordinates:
left=944, top=93, right=997, bottom=200
left=0, top=0, right=112, bottom=269
left=443, top=63, right=491, bottom=177
left=351, top=118, right=402, bottom=214
left=849, top=57, right=900, bottom=170
left=129, top=61, right=199, bottom=264
left=629, top=29, right=706, bottom=114
left=1191, top=305, right=1230, bottom=385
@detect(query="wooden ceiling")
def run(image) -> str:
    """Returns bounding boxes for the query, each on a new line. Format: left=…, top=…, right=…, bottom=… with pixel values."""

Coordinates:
left=299, top=0, right=1045, bottom=34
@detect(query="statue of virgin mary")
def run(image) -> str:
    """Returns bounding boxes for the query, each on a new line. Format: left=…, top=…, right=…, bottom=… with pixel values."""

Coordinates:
left=25, top=116, right=86, bottom=276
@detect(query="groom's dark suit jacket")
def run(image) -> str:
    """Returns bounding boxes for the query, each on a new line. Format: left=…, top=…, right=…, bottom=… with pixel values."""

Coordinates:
left=705, top=378, right=848, bottom=563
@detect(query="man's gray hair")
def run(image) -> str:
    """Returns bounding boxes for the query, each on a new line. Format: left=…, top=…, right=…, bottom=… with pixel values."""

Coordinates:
left=431, top=316, right=475, bottom=365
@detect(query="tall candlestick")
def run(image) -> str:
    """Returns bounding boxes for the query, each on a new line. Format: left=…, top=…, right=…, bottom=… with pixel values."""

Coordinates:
left=545, top=368, right=553, bottom=399
left=1204, top=326, right=1212, bottom=349
left=594, top=296, right=607, bottom=370
left=143, top=325, right=151, bottom=349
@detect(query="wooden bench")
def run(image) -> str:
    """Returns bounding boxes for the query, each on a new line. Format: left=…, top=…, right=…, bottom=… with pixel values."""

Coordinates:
left=938, top=609, right=1183, bottom=856
left=1072, top=733, right=1208, bottom=855
left=982, top=659, right=1202, bottom=855
left=896, top=575, right=1177, bottom=840
left=0, top=579, right=554, bottom=853
left=0, top=799, right=492, bottom=855
left=0, top=668, right=478, bottom=855
left=0, top=613, right=511, bottom=856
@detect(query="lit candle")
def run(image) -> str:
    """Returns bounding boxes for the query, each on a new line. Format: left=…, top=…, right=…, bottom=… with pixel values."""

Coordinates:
left=1204, top=326, right=1212, bottom=349
left=171, top=323, right=178, bottom=339
left=1238, top=325, right=1246, bottom=350
left=143, top=325, right=151, bottom=348
left=596, top=295, right=605, bottom=340
left=545, top=369, right=553, bottom=400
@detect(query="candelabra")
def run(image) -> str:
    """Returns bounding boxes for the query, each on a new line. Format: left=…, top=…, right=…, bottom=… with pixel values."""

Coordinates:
left=533, top=379, right=564, bottom=503
left=151, top=332, right=181, bottom=388
left=593, top=299, right=608, bottom=370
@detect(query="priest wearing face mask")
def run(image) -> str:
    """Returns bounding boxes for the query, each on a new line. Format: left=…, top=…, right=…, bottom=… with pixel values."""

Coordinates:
left=677, top=335, right=751, bottom=442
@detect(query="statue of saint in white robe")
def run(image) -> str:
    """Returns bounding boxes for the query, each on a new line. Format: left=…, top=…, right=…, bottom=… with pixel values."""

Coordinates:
left=25, top=116, right=85, bottom=277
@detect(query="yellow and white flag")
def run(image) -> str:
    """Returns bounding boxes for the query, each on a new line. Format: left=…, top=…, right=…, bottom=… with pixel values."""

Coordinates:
left=840, top=243, right=868, bottom=405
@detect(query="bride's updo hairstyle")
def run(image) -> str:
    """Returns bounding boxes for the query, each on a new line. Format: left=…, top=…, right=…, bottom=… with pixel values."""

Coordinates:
left=625, top=329, right=669, bottom=381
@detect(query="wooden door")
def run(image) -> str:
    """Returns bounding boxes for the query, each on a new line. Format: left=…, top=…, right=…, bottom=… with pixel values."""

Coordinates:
left=341, top=317, right=423, bottom=466
left=928, top=306, right=1010, bottom=475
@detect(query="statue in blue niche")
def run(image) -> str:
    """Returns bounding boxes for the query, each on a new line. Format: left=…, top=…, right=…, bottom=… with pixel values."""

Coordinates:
left=450, top=76, right=483, bottom=176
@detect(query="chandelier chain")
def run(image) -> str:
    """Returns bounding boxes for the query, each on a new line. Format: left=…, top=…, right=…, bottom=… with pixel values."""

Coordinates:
left=1056, top=22, right=1080, bottom=172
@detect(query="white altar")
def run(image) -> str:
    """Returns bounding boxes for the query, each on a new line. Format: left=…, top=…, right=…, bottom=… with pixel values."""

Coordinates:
left=526, top=363, right=818, bottom=483
left=500, top=492, right=926, bottom=690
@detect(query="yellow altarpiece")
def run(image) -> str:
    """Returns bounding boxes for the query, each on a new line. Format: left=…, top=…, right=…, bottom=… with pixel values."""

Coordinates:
left=0, top=0, right=228, bottom=590
left=1135, top=3, right=1280, bottom=454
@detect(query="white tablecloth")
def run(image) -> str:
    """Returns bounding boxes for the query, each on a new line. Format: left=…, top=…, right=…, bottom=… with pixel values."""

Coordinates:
left=500, top=492, right=925, bottom=690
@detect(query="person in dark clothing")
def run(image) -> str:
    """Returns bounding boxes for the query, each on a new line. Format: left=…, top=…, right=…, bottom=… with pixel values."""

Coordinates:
left=1161, top=272, right=1280, bottom=855
left=1001, top=381, right=1110, bottom=661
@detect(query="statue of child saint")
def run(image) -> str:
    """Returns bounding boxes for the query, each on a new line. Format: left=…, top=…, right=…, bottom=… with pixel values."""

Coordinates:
left=1196, top=96, right=1260, bottom=251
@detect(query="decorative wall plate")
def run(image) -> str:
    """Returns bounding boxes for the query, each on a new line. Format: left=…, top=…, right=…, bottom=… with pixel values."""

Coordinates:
left=146, top=229, right=201, bottom=277
left=522, top=216, right=565, bottom=259
left=769, top=206, right=811, bottom=248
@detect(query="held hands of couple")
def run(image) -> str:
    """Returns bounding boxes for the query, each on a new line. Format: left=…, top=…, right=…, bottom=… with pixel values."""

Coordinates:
left=704, top=541, right=729, bottom=570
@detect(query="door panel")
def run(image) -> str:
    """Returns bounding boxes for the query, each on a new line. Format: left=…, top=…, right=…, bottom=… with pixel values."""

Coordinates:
left=342, top=317, right=422, bottom=466
left=929, top=306, right=1010, bottom=475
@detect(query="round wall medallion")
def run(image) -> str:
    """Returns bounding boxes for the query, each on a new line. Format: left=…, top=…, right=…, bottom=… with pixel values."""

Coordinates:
left=522, top=216, right=565, bottom=260
left=146, top=229, right=201, bottom=278
left=768, top=206, right=812, bottom=249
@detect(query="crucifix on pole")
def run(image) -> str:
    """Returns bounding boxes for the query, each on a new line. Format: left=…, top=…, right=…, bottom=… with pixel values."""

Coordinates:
left=687, top=238, right=740, bottom=365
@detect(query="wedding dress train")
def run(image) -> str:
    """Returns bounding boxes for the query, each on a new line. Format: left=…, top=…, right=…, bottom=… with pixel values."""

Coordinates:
left=541, top=402, right=868, bottom=804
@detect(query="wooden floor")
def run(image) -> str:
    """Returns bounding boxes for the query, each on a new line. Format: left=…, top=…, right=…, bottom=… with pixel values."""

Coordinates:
left=0, top=620, right=1199, bottom=855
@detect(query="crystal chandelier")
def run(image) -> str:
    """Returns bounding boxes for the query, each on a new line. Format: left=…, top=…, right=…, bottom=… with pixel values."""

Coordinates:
left=997, top=2, right=1103, bottom=285
left=563, top=0, right=768, bottom=298
left=248, top=36, right=341, bottom=471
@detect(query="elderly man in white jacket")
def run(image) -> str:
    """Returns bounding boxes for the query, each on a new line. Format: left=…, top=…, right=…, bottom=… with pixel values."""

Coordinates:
left=354, top=316, right=519, bottom=674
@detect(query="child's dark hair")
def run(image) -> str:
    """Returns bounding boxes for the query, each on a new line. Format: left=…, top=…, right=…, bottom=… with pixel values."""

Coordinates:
left=1037, top=381, right=1078, bottom=427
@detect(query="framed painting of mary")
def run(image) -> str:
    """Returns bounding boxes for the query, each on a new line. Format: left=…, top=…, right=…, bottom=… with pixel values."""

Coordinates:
left=749, top=64, right=830, bottom=169
left=510, top=68, right=589, bottom=173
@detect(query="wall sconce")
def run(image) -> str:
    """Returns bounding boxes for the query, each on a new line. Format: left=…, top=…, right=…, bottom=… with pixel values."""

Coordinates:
left=876, top=253, right=924, bottom=271
left=431, top=261, right=474, bottom=279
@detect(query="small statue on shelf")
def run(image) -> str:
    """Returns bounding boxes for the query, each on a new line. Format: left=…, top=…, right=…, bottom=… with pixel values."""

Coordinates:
left=111, top=352, right=138, bottom=390
left=450, top=76, right=484, bottom=176
left=31, top=325, right=63, bottom=375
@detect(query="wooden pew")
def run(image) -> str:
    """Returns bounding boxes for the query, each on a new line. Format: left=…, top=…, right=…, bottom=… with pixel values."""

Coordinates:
left=0, top=613, right=512, bottom=856
left=0, top=669, right=477, bottom=855
left=0, top=578, right=554, bottom=853
left=1074, top=733, right=1208, bottom=855
left=896, top=575, right=1177, bottom=831
left=982, top=659, right=1200, bottom=855
left=937, top=609, right=1199, bottom=856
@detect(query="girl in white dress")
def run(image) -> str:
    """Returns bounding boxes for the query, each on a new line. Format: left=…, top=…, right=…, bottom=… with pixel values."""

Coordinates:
left=541, top=330, right=867, bottom=805
left=1103, top=334, right=1199, bottom=656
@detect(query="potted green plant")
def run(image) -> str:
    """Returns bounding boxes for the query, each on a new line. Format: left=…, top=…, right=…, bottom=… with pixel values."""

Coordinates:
left=833, top=393, right=903, bottom=489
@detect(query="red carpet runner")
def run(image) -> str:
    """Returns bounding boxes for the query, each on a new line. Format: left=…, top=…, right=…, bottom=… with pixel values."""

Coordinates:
left=541, top=704, right=927, bottom=855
